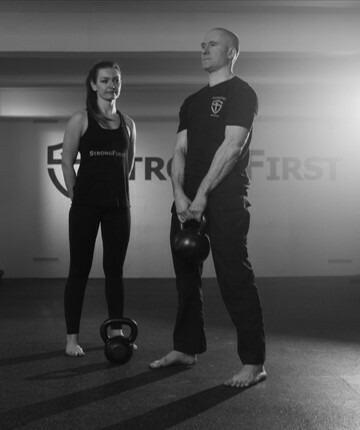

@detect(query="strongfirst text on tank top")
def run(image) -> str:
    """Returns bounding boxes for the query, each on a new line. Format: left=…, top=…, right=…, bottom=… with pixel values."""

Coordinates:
left=89, top=150, right=126, bottom=157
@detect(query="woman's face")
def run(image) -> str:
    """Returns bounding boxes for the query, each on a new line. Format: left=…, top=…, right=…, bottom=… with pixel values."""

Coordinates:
left=91, top=67, right=121, bottom=102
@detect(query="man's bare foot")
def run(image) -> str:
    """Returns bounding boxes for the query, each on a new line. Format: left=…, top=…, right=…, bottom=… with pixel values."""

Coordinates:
left=224, top=364, right=266, bottom=388
left=65, top=334, right=85, bottom=357
left=149, top=350, right=197, bottom=369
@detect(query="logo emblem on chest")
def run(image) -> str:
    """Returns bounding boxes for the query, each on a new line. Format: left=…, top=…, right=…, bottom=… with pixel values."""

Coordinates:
left=211, top=99, right=223, bottom=115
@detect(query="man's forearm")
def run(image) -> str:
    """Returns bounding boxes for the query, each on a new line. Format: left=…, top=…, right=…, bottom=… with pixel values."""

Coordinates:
left=171, top=150, right=186, bottom=198
left=197, top=141, right=241, bottom=197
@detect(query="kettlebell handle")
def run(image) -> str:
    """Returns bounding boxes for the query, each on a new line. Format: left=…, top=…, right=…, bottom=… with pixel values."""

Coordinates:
left=198, top=214, right=207, bottom=235
left=180, top=215, right=207, bottom=234
left=100, top=318, right=138, bottom=344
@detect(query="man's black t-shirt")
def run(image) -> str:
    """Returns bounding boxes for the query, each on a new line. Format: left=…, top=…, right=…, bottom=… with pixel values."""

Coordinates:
left=177, top=76, right=258, bottom=201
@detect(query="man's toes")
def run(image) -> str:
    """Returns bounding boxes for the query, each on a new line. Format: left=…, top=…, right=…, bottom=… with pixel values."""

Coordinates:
left=224, top=379, right=235, bottom=387
left=224, top=377, right=251, bottom=388
left=149, top=354, right=176, bottom=369
left=149, top=359, right=163, bottom=369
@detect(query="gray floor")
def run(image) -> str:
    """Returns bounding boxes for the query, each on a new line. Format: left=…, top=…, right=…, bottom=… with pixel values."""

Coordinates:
left=0, top=277, right=359, bottom=429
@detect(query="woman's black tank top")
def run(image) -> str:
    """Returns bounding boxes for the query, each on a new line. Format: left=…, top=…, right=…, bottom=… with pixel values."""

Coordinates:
left=73, top=111, right=130, bottom=207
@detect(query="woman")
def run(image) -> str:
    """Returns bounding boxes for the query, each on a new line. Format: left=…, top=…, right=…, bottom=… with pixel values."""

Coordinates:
left=61, top=61, right=136, bottom=356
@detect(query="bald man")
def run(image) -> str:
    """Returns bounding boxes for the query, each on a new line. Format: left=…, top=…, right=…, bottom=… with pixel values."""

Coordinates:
left=150, top=28, right=266, bottom=388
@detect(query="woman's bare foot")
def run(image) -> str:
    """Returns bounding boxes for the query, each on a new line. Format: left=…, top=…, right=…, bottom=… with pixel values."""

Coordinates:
left=65, top=334, right=85, bottom=357
left=224, top=364, right=266, bottom=388
left=149, top=350, right=197, bottom=369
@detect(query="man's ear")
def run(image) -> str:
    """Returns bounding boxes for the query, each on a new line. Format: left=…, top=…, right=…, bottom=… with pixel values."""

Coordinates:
left=228, top=47, right=237, bottom=61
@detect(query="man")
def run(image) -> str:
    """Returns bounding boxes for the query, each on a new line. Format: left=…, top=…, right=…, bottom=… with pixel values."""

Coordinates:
left=150, top=28, right=266, bottom=388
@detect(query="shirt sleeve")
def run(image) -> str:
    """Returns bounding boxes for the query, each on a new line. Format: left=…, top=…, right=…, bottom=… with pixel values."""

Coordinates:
left=225, top=85, right=258, bottom=130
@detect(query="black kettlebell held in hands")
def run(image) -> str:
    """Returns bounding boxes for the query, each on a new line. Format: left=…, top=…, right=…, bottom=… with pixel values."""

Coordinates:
left=172, top=215, right=210, bottom=264
left=100, top=318, right=138, bottom=365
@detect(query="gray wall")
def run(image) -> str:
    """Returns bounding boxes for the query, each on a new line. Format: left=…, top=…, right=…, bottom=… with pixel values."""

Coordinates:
left=0, top=1, right=359, bottom=277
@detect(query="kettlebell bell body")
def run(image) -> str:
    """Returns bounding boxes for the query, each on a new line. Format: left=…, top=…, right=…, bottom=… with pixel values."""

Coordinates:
left=100, top=318, right=138, bottom=365
left=172, top=215, right=210, bottom=264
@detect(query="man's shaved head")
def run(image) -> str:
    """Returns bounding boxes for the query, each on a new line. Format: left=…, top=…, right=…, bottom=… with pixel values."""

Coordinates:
left=211, top=28, right=240, bottom=56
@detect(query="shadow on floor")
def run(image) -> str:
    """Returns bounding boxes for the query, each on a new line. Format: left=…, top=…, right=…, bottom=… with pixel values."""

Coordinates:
left=0, top=367, right=191, bottom=430
left=0, top=346, right=103, bottom=367
left=101, top=384, right=245, bottom=430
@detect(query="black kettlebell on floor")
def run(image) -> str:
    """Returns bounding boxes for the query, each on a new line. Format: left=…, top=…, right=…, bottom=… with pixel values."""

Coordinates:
left=100, top=318, right=138, bottom=365
left=172, top=215, right=210, bottom=264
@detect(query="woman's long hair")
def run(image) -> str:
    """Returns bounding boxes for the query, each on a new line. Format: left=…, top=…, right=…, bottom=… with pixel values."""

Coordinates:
left=85, top=61, right=121, bottom=127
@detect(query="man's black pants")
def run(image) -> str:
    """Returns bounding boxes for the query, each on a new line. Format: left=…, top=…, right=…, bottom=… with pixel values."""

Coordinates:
left=170, top=195, right=265, bottom=364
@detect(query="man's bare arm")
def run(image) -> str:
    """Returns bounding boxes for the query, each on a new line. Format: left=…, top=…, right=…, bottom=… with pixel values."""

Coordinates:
left=189, top=125, right=250, bottom=219
left=171, top=129, right=192, bottom=221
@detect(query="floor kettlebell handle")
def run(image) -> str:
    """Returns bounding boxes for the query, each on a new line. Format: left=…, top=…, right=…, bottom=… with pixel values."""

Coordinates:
left=100, top=318, right=138, bottom=343
left=100, top=319, right=113, bottom=343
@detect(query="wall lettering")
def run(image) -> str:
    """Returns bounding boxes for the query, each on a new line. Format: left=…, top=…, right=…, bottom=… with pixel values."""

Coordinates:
left=48, top=143, right=342, bottom=197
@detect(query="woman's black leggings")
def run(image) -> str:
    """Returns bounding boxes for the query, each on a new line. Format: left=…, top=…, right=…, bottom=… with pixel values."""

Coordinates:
left=64, top=203, right=130, bottom=334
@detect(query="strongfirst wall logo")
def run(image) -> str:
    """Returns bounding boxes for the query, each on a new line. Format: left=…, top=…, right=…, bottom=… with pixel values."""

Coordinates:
left=48, top=143, right=341, bottom=197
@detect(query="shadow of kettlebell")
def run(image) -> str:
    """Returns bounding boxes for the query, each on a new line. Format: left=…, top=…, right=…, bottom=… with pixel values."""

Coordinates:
left=172, top=215, right=210, bottom=264
left=100, top=318, right=138, bottom=365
